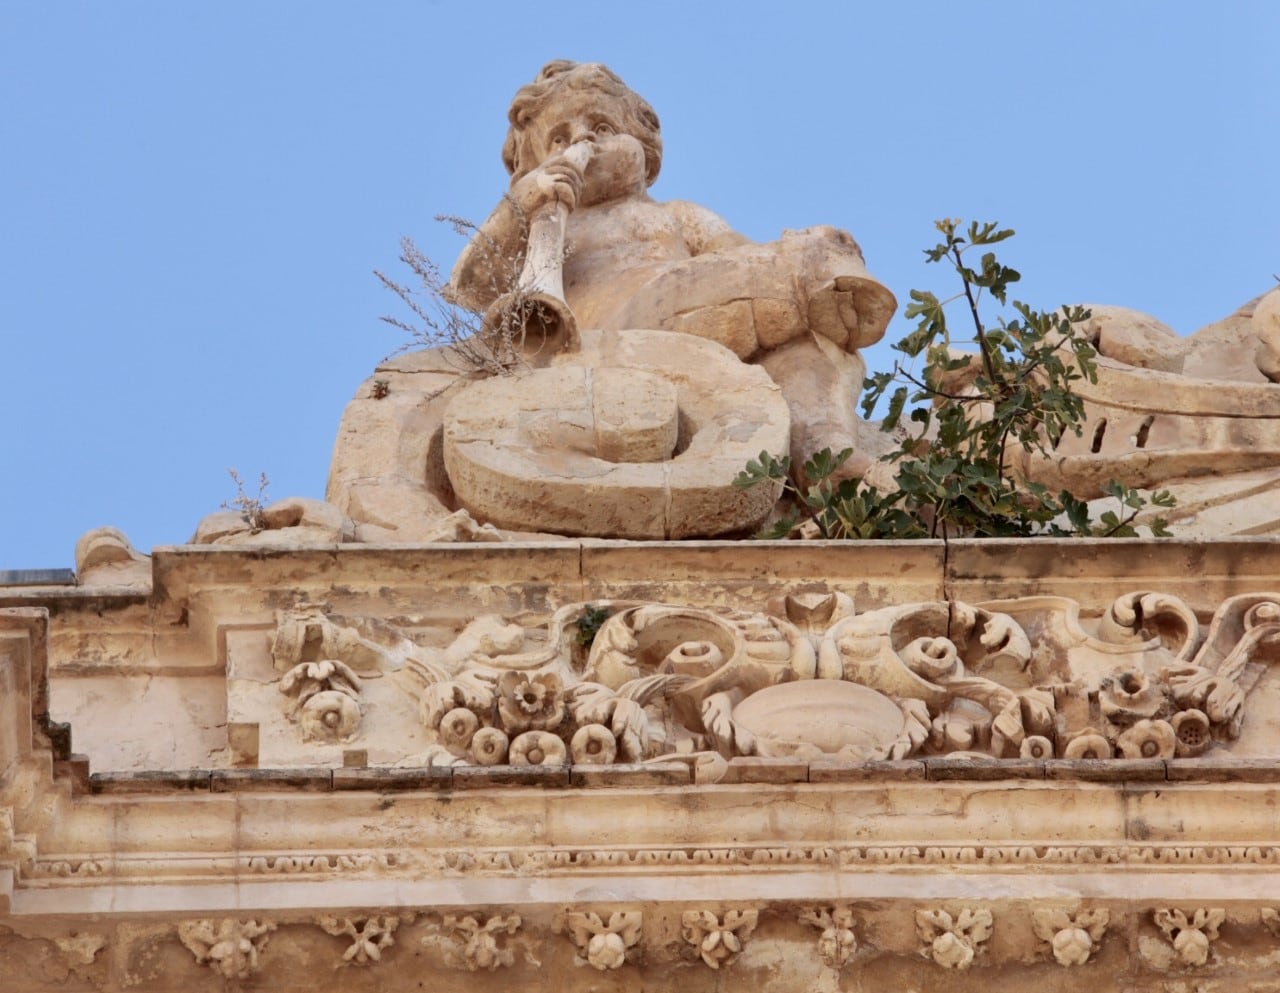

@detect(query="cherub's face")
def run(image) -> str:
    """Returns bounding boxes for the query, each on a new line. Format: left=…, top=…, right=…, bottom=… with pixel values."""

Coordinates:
left=525, top=89, right=630, bottom=162
left=524, top=90, right=647, bottom=205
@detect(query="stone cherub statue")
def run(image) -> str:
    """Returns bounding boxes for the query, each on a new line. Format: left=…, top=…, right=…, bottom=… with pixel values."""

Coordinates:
left=448, top=60, right=898, bottom=481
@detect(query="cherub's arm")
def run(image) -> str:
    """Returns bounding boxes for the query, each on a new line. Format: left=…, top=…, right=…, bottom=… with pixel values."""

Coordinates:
left=448, top=154, right=587, bottom=312
left=669, top=200, right=752, bottom=256
left=447, top=198, right=527, bottom=313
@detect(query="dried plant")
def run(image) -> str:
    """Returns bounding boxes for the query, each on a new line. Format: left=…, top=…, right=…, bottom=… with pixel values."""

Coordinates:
left=222, top=469, right=270, bottom=531
left=375, top=210, right=566, bottom=376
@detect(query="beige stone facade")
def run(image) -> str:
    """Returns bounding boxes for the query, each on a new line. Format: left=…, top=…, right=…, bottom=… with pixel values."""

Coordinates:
left=8, top=58, right=1280, bottom=992
left=6, top=541, right=1280, bottom=990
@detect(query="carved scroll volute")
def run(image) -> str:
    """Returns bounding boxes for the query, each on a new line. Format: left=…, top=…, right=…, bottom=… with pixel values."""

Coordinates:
left=819, top=604, right=954, bottom=706
left=1098, top=591, right=1200, bottom=662
left=1161, top=594, right=1280, bottom=740
left=584, top=605, right=743, bottom=689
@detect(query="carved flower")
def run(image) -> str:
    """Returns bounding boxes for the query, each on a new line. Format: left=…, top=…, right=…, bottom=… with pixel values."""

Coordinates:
left=1172, top=709, right=1211, bottom=757
left=439, top=707, right=480, bottom=756
left=178, top=919, right=276, bottom=981
left=1051, top=927, right=1094, bottom=966
left=1064, top=730, right=1112, bottom=760
left=444, top=914, right=521, bottom=971
left=916, top=908, right=991, bottom=970
left=1020, top=735, right=1054, bottom=760
left=1100, top=669, right=1162, bottom=721
left=300, top=690, right=361, bottom=743
left=818, top=926, right=857, bottom=968
left=509, top=730, right=567, bottom=766
left=469, top=727, right=509, bottom=765
left=799, top=907, right=858, bottom=968
left=570, top=723, right=617, bottom=765
left=563, top=910, right=642, bottom=970
left=681, top=910, right=757, bottom=969
left=1116, top=718, right=1176, bottom=759
left=930, top=930, right=974, bottom=970
left=1032, top=908, right=1108, bottom=967
left=279, top=659, right=361, bottom=714
left=497, top=671, right=564, bottom=732
left=586, top=932, right=627, bottom=970
left=1174, top=927, right=1210, bottom=966
left=319, top=915, right=401, bottom=966
left=1154, top=908, right=1224, bottom=967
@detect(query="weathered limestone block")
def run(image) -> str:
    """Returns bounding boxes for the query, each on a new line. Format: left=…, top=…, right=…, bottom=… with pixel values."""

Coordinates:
left=444, top=330, right=789, bottom=538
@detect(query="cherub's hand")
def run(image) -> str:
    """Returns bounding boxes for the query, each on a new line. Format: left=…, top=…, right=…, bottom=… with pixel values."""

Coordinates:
left=509, top=153, right=586, bottom=216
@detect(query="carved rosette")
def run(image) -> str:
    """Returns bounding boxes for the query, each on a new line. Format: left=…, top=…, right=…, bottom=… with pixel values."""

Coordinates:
left=916, top=908, right=992, bottom=970
left=278, top=659, right=363, bottom=743
left=799, top=906, right=858, bottom=968
left=177, top=919, right=276, bottom=980
left=318, top=915, right=405, bottom=965
left=1030, top=908, right=1109, bottom=966
left=681, top=909, right=757, bottom=969
left=1154, top=907, right=1225, bottom=967
left=443, top=913, right=522, bottom=971
left=561, top=910, right=642, bottom=970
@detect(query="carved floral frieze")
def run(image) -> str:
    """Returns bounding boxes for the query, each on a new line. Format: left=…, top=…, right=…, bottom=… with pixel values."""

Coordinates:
left=259, top=587, right=1280, bottom=771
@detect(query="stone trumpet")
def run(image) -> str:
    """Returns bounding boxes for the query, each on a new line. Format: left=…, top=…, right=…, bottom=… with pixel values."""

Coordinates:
left=482, top=140, right=594, bottom=358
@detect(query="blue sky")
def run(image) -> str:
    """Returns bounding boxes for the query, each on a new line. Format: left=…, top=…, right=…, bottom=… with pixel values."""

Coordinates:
left=2, top=2, right=1276, bottom=568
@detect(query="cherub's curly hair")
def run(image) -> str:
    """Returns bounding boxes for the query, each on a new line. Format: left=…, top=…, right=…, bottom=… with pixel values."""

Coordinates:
left=502, top=60, right=663, bottom=186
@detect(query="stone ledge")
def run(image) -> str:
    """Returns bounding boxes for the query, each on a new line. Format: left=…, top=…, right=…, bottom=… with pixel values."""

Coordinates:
left=808, top=760, right=927, bottom=782
left=1045, top=759, right=1168, bottom=782
left=925, top=758, right=1046, bottom=781
left=569, top=762, right=691, bottom=788
left=332, top=767, right=454, bottom=791
left=210, top=768, right=334, bottom=792
left=69, top=758, right=1280, bottom=795
left=90, top=770, right=213, bottom=794
left=1165, top=758, right=1280, bottom=782
left=451, top=764, right=572, bottom=789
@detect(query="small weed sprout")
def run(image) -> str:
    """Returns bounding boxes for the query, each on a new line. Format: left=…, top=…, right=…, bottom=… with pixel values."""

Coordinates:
left=576, top=605, right=612, bottom=648
left=375, top=209, right=568, bottom=376
left=223, top=469, right=270, bottom=531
